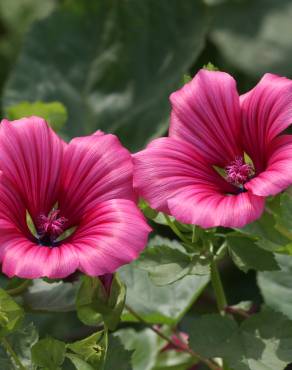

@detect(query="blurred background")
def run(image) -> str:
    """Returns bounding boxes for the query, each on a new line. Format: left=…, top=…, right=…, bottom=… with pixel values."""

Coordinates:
left=0, top=0, right=292, bottom=368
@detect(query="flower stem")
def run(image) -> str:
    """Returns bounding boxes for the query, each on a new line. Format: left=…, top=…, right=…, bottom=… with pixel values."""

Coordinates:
left=1, top=337, right=26, bottom=370
left=163, top=214, right=190, bottom=244
left=125, top=304, right=221, bottom=370
left=210, top=260, right=227, bottom=314
left=210, top=259, right=230, bottom=370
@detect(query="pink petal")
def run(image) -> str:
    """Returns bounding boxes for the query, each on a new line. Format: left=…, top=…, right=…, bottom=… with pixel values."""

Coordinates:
left=0, top=117, right=65, bottom=221
left=67, top=199, right=151, bottom=276
left=133, top=137, right=234, bottom=214
left=169, top=69, right=242, bottom=166
left=241, top=73, right=292, bottom=171
left=59, top=134, right=135, bottom=224
left=1, top=234, right=79, bottom=279
left=245, top=135, right=292, bottom=196
left=168, top=190, right=265, bottom=228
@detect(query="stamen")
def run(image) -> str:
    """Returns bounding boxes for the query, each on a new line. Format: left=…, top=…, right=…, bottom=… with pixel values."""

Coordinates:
left=37, top=209, right=67, bottom=245
left=225, top=157, right=254, bottom=187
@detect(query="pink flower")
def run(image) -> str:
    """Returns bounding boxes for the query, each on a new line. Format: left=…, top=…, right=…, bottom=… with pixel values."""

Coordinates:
left=133, top=70, right=292, bottom=228
left=0, top=117, right=150, bottom=279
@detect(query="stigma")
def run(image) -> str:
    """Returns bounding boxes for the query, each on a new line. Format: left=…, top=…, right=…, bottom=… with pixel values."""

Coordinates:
left=37, top=210, right=67, bottom=246
left=225, top=157, right=254, bottom=188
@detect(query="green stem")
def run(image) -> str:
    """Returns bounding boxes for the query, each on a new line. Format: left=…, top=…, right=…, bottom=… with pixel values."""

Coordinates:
left=6, top=280, right=31, bottom=296
left=211, top=259, right=230, bottom=370
left=125, top=304, right=221, bottom=370
left=1, top=337, right=26, bottom=370
left=210, top=259, right=227, bottom=314
left=164, top=214, right=190, bottom=244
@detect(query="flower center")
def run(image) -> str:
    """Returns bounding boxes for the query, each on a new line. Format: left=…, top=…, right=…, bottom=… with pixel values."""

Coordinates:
left=225, top=157, right=254, bottom=188
left=37, top=209, right=67, bottom=246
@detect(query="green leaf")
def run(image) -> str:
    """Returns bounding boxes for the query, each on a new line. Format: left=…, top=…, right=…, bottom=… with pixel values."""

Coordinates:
left=189, top=310, right=292, bottom=370
left=31, top=337, right=66, bottom=370
left=227, top=234, right=280, bottom=272
left=119, top=263, right=209, bottom=325
left=211, top=0, right=292, bottom=77
left=116, top=328, right=158, bottom=370
left=257, top=254, right=292, bottom=320
left=66, top=354, right=95, bottom=370
left=3, top=0, right=208, bottom=150
left=188, top=314, right=238, bottom=358
left=240, top=212, right=290, bottom=251
left=6, top=101, right=68, bottom=131
left=0, top=323, right=38, bottom=370
left=23, top=279, right=78, bottom=312
left=66, top=353, right=96, bottom=370
left=67, top=331, right=107, bottom=368
left=104, top=336, right=133, bottom=370
left=7, top=323, right=38, bottom=369
left=0, top=289, right=24, bottom=337
left=76, top=274, right=126, bottom=330
left=137, top=242, right=209, bottom=286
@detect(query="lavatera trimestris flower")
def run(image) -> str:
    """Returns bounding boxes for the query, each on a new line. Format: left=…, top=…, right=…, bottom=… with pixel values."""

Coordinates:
left=134, top=70, right=292, bottom=228
left=0, top=117, right=150, bottom=279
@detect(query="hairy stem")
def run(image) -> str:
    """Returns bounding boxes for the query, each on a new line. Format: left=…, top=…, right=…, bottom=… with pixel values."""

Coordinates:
left=1, top=337, right=26, bottom=370
left=125, top=304, right=221, bottom=370
left=210, top=260, right=227, bottom=314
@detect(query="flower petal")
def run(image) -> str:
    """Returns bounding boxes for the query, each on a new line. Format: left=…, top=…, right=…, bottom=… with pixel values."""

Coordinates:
left=133, top=137, right=235, bottom=214
left=169, top=69, right=242, bottom=166
left=168, top=190, right=265, bottom=228
left=0, top=117, right=64, bottom=221
left=1, top=233, right=79, bottom=279
left=59, top=134, right=135, bottom=224
left=241, top=73, right=292, bottom=171
left=67, top=199, right=150, bottom=276
left=245, top=135, right=292, bottom=196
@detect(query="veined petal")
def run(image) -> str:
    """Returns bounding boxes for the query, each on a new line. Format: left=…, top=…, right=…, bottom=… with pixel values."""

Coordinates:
left=0, top=117, right=64, bottom=221
left=133, top=137, right=234, bottom=214
left=245, top=135, right=292, bottom=196
left=59, top=134, right=135, bottom=224
left=67, top=199, right=151, bottom=276
left=169, top=69, right=242, bottom=166
left=241, top=73, right=292, bottom=171
left=2, top=234, right=79, bottom=279
left=168, top=190, right=265, bottom=228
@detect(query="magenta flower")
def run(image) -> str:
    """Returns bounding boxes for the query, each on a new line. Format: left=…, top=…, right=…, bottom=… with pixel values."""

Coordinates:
left=133, top=70, right=292, bottom=228
left=0, top=117, right=150, bottom=279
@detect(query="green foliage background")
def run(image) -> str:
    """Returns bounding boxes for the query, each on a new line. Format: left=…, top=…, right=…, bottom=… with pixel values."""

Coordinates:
left=1, top=0, right=292, bottom=369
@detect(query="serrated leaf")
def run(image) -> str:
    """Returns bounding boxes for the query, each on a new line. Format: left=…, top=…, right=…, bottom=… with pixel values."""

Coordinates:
left=31, top=337, right=66, bottom=370
left=0, top=289, right=24, bottom=337
left=104, top=336, right=133, bottom=370
left=227, top=234, right=280, bottom=272
left=116, top=328, right=158, bottom=370
left=6, top=101, right=68, bottom=131
left=189, top=310, right=292, bottom=370
left=3, top=0, right=208, bottom=150
left=66, top=353, right=96, bottom=370
left=257, top=254, right=292, bottom=320
left=240, top=212, right=290, bottom=251
left=119, top=263, right=209, bottom=325
left=66, top=354, right=95, bottom=370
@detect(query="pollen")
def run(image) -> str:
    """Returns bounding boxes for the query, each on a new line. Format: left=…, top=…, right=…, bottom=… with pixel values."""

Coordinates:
left=225, top=157, right=254, bottom=187
left=37, top=209, right=67, bottom=245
